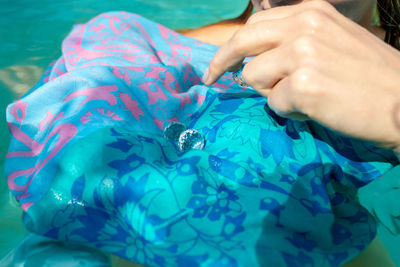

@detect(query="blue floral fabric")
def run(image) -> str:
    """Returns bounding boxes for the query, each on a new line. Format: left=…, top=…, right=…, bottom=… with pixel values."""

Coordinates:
left=5, top=12, right=399, bottom=266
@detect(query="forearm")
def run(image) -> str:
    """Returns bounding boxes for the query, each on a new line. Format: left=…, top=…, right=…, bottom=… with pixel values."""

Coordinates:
left=177, top=21, right=244, bottom=46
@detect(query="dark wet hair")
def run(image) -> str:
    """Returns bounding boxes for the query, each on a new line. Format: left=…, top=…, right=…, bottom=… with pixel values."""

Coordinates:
left=377, top=0, right=400, bottom=49
left=239, top=1, right=400, bottom=49
left=234, top=0, right=253, bottom=22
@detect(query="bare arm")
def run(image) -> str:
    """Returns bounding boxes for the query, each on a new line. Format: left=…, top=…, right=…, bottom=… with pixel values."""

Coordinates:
left=177, top=0, right=253, bottom=46
left=178, top=21, right=244, bottom=46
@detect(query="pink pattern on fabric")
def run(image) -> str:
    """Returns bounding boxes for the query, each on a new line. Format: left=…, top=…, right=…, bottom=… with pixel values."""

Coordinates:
left=7, top=122, right=78, bottom=208
left=65, top=24, right=114, bottom=66
left=153, top=117, right=164, bottom=130
left=92, top=44, right=143, bottom=54
left=80, top=108, right=125, bottom=124
left=9, top=100, right=28, bottom=125
left=131, top=18, right=155, bottom=48
left=38, top=111, right=54, bottom=131
left=145, top=66, right=165, bottom=80
left=6, top=123, right=77, bottom=159
left=7, top=163, right=38, bottom=191
left=89, top=23, right=107, bottom=33
left=21, top=202, right=33, bottom=211
left=119, top=92, right=144, bottom=120
left=64, top=84, right=118, bottom=108
left=137, top=81, right=168, bottom=105
left=5, top=12, right=216, bottom=211
left=194, top=92, right=205, bottom=106
left=109, top=17, right=131, bottom=35
left=7, top=124, right=44, bottom=158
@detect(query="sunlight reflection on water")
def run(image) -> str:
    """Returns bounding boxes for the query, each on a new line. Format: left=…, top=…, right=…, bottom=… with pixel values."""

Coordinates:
left=0, top=0, right=247, bottom=259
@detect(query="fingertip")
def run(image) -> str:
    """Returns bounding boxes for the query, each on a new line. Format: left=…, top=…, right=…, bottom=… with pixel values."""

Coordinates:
left=202, top=67, right=221, bottom=86
left=202, top=68, right=210, bottom=84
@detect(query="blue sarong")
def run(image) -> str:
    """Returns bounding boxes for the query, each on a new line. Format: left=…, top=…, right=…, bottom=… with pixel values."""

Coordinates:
left=5, top=12, right=399, bottom=266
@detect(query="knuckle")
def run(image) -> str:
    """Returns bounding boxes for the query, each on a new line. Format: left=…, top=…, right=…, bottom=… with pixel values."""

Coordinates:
left=308, top=0, right=332, bottom=11
left=241, top=63, right=262, bottom=89
left=246, top=13, right=259, bottom=25
left=246, top=9, right=269, bottom=25
left=290, top=68, right=316, bottom=94
left=230, top=30, right=248, bottom=55
left=289, top=68, right=321, bottom=114
left=268, top=95, right=291, bottom=115
left=292, top=36, right=319, bottom=66
left=293, top=36, right=315, bottom=55
left=209, top=57, right=222, bottom=74
left=209, top=55, right=227, bottom=77
left=241, top=64, right=253, bottom=84
left=300, top=9, right=326, bottom=31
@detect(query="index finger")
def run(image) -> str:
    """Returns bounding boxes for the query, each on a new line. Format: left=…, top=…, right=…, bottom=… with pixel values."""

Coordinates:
left=202, top=18, right=287, bottom=85
left=202, top=0, right=336, bottom=85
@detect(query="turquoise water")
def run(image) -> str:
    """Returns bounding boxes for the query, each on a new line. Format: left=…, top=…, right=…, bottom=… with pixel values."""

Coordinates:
left=0, top=0, right=399, bottom=265
left=0, top=0, right=248, bottom=260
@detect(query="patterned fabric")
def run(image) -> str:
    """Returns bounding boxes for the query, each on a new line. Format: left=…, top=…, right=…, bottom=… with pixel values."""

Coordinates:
left=5, top=12, right=399, bottom=266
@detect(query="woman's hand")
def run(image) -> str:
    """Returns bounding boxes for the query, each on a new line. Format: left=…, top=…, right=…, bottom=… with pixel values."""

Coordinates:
left=203, top=0, right=400, bottom=154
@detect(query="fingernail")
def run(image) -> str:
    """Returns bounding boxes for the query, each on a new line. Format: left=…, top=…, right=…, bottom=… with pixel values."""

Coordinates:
left=202, top=68, right=209, bottom=84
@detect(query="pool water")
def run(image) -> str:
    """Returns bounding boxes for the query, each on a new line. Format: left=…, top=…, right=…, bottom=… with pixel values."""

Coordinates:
left=0, top=0, right=399, bottom=265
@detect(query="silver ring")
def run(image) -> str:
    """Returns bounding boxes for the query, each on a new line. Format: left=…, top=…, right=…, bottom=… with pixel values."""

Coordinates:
left=232, top=63, right=248, bottom=87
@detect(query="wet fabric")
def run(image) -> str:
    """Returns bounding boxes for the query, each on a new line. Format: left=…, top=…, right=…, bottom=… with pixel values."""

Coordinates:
left=4, top=12, right=399, bottom=266
left=0, top=233, right=110, bottom=267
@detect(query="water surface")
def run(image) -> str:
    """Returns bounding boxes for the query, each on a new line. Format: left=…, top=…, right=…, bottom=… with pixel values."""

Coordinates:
left=0, top=0, right=247, bottom=258
left=0, top=0, right=399, bottom=265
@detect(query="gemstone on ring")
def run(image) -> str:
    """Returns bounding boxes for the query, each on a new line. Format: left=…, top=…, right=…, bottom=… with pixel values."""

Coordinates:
left=178, top=129, right=206, bottom=152
left=232, top=63, right=248, bottom=87
left=163, top=121, right=187, bottom=142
